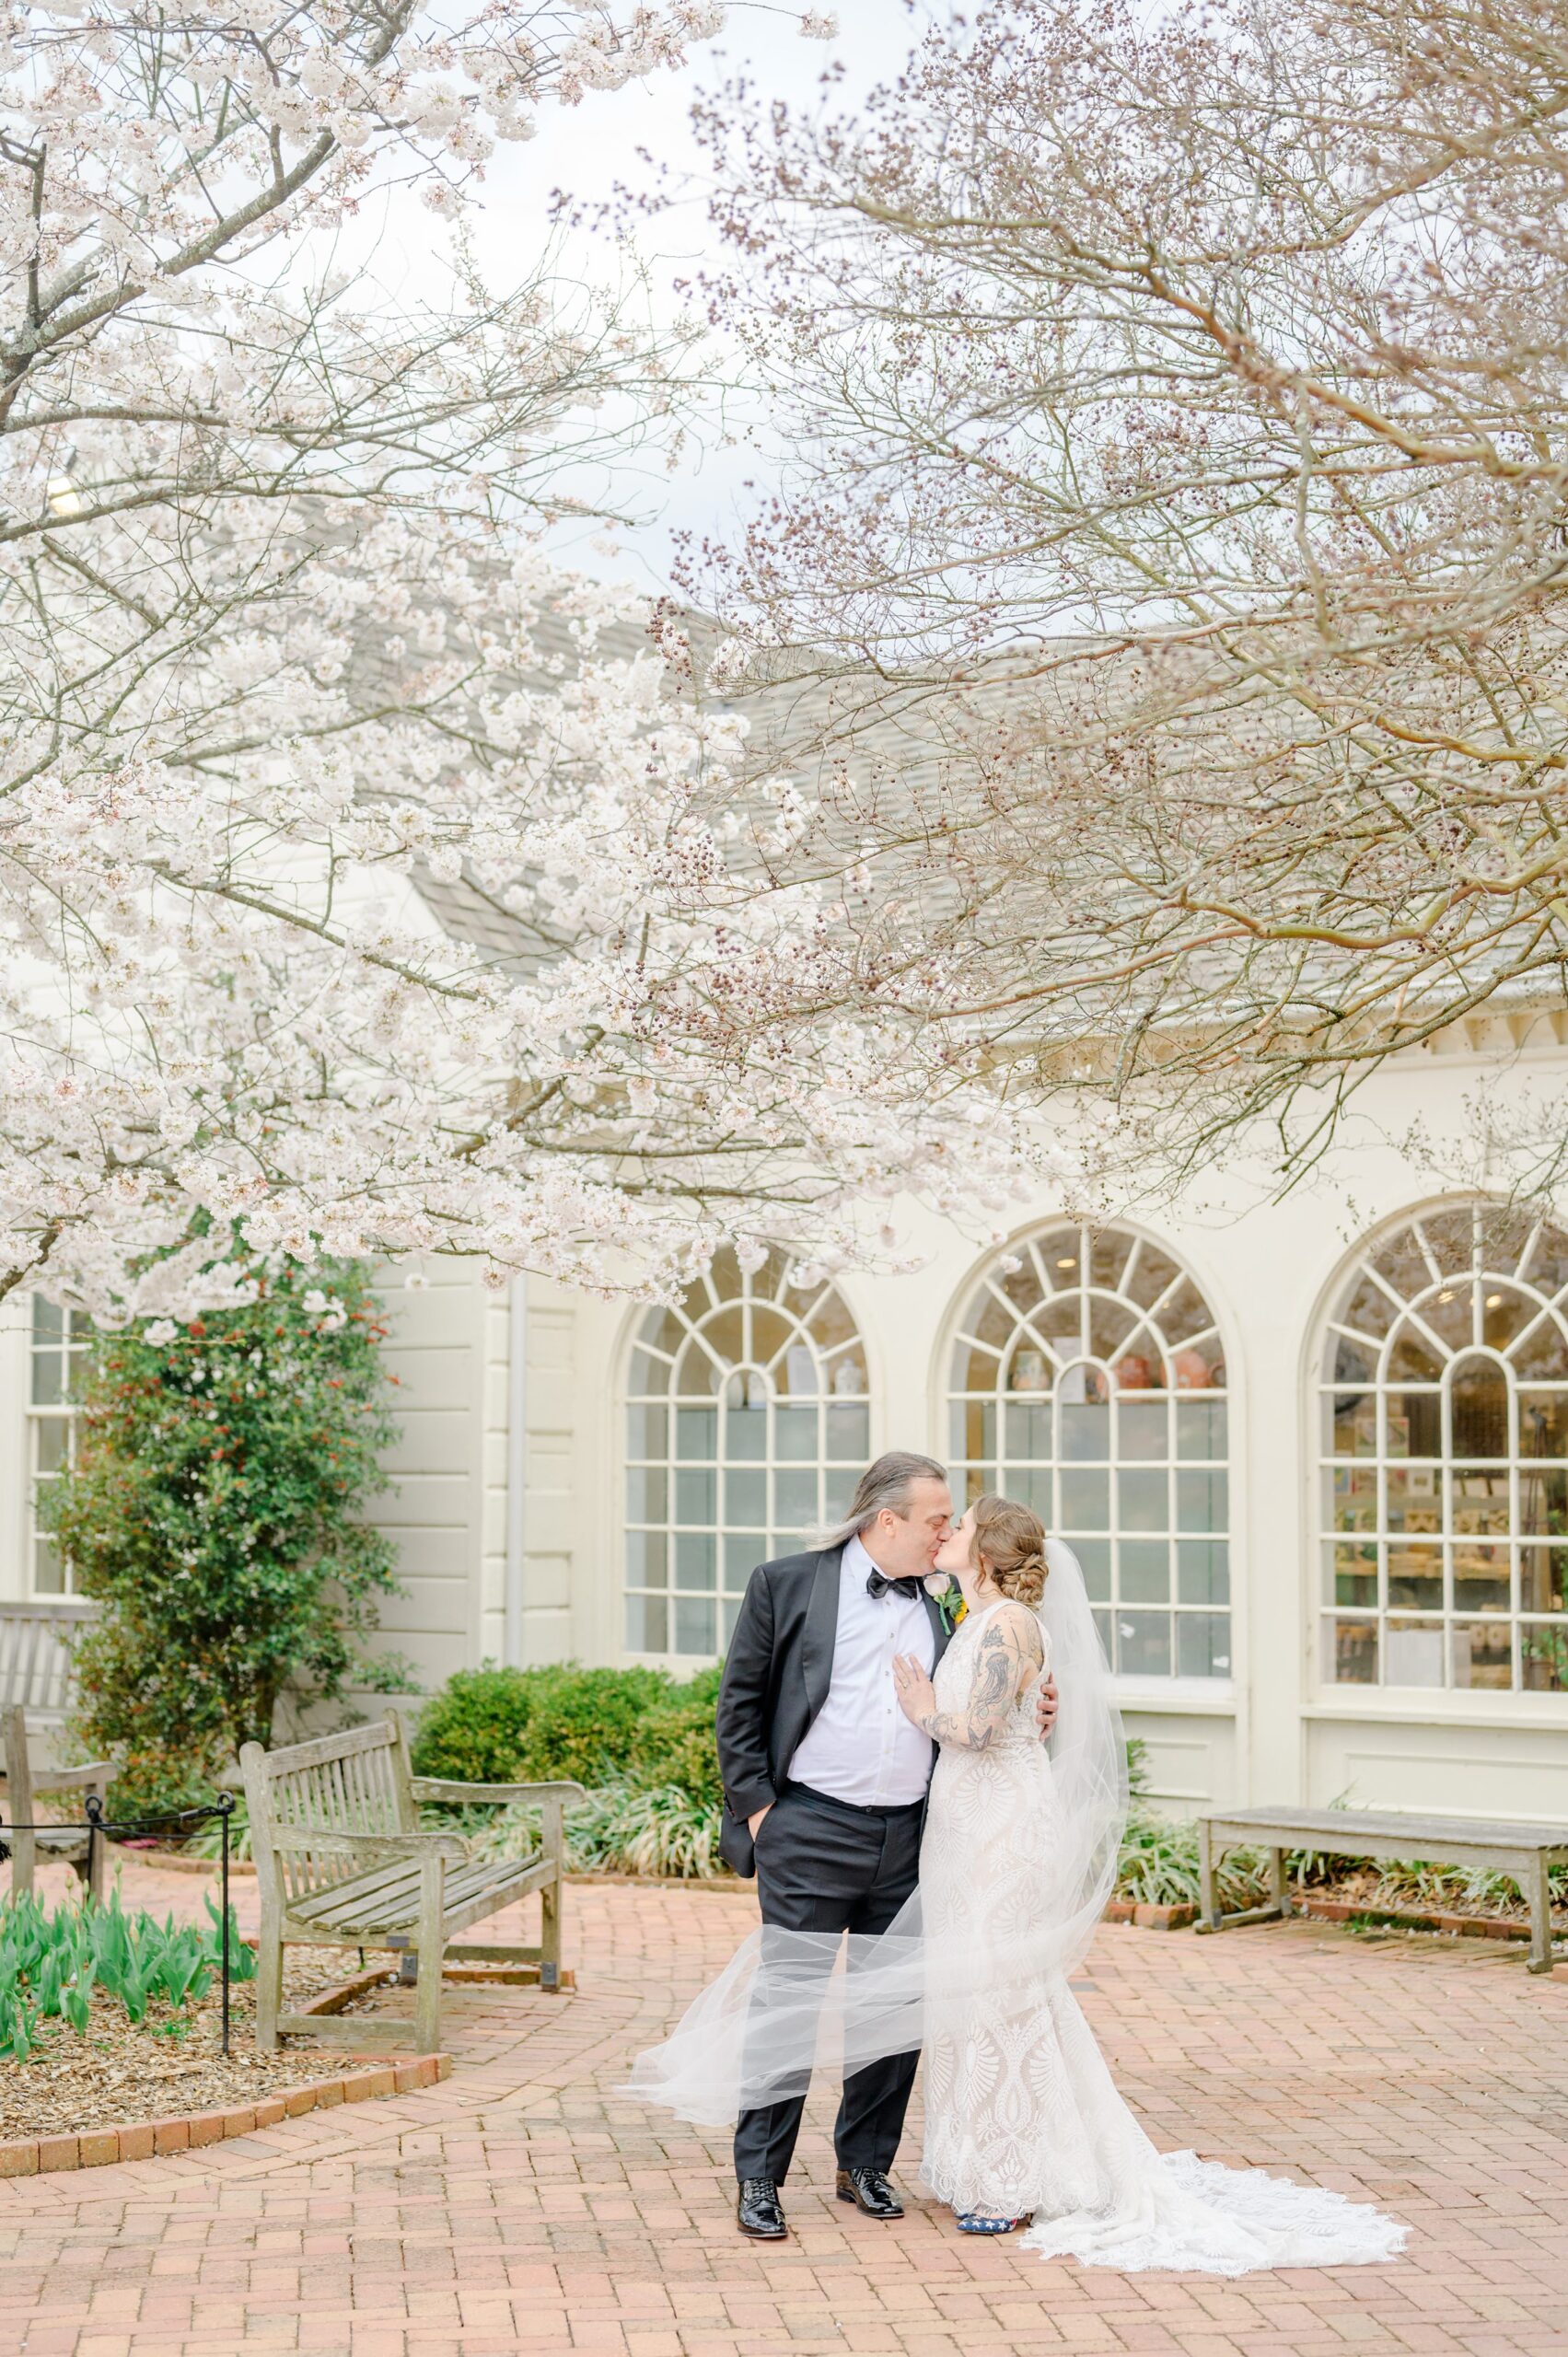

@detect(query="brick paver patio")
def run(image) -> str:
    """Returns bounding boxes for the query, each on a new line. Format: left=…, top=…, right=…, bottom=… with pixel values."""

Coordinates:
left=1, top=1861, right=1565, bottom=2357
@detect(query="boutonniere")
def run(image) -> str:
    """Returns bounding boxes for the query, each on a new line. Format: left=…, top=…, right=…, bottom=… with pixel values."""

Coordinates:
left=924, top=1573, right=967, bottom=1632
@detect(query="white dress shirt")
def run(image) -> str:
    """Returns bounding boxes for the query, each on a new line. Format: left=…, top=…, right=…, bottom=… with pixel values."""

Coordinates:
left=786, top=1532, right=936, bottom=1807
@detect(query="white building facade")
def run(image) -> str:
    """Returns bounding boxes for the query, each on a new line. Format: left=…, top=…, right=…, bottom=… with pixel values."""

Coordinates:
left=5, top=1024, right=1567, bottom=1822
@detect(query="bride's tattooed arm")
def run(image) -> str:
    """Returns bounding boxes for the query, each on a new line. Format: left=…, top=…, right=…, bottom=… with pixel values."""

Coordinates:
left=892, top=1607, right=1044, bottom=1749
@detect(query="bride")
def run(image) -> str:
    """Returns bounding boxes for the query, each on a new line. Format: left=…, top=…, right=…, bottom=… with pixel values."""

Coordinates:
left=628, top=1493, right=1406, bottom=2274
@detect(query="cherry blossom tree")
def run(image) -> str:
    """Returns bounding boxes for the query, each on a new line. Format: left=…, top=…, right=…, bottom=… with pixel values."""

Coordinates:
left=692, top=0, right=1568, bottom=1191
left=0, top=0, right=1030, bottom=1321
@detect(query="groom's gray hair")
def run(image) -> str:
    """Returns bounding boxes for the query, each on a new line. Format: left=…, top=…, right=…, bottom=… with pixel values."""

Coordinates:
left=815, top=1450, right=949, bottom=1550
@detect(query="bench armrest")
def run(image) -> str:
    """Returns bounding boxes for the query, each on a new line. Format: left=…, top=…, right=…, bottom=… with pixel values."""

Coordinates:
left=31, top=1758, right=119, bottom=1794
left=410, top=1777, right=588, bottom=1807
left=269, top=1829, right=469, bottom=1864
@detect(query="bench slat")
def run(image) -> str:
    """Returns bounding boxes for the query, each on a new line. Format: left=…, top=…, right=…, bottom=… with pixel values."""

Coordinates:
left=285, top=1852, right=543, bottom=1936
left=1201, top=1807, right=1568, bottom=1853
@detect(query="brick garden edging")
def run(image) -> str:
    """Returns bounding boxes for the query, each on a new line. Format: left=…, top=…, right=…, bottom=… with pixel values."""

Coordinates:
left=0, top=2051, right=452, bottom=2179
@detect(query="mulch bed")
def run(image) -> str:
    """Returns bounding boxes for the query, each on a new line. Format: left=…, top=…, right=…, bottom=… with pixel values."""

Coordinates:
left=0, top=1949, right=389, bottom=2140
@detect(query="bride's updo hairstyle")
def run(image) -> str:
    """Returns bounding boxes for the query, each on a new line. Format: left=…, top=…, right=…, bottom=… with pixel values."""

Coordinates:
left=970, top=1493, right=1049, bottom=1608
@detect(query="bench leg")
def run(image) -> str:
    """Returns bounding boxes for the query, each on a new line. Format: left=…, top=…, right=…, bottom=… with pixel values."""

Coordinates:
left=255, top=1930, right=284, bottom=2050
left=413, top=1860, right=444, bottom=2051
left=1526, top=1853, right=1554, bottom=1975
left=1198, top=1820, right=1219, bottom=1931
left=1269, top=1846, right=1289, bottom=1920
left=540, top=1796, right=564, bottom=1992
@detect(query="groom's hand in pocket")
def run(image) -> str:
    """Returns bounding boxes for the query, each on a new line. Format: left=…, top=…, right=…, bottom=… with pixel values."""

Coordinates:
left=1035, top=1675, right=1059, bottom=1741
left=748, top=1804, right=772, bottom=1839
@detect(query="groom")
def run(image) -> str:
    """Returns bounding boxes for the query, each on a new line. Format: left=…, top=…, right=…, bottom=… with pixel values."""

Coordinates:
left=716, top=1449, right=1059, bottom=2239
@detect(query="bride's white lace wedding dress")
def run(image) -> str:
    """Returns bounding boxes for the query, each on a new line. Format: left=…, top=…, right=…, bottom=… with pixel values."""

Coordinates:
left=920, top=1596, right=1405, bottom=2272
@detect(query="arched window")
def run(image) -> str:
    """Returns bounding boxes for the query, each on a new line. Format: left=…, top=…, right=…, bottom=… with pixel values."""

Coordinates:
left=1321, top=1202, right=1568, bottom=1694
left=624, top=1248, right=870, bottom=1657
left=947, top=1224, right=1229, bottom=1678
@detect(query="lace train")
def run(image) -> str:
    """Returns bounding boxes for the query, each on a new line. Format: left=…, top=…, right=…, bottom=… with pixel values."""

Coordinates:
left=919, top=1601, right=1406, bottom=2274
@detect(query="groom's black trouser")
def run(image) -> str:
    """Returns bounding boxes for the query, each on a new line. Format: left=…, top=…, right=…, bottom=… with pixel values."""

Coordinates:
left=734, top=1782, right=923, bottom=2186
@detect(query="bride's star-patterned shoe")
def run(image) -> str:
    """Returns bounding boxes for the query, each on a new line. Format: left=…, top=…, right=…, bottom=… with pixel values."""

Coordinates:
left=955, top=2212, right=1030, bottom=2235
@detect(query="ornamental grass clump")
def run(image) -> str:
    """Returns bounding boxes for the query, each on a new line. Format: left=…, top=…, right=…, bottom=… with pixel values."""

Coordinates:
left=43, top=1258, right=412, bottom=1816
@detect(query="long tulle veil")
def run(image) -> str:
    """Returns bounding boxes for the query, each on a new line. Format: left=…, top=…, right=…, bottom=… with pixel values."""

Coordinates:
left=623, top=1538, right=1129, bottom=2126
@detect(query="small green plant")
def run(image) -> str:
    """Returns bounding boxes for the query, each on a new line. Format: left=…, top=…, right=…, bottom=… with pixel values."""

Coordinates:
left=0, top=1891, right=255, bottom=2059
left=466, top=1777, right=726, bottom=1881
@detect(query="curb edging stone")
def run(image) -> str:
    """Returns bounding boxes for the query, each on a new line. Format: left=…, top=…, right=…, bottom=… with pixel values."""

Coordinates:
left=0, top=2051, right=452, bottom=2179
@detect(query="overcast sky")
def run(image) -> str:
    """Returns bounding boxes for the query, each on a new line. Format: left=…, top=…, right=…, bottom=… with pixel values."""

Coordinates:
left=361, top=2, right=929, bottom=592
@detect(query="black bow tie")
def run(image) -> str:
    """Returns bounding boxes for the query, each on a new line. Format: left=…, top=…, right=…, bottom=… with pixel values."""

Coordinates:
left=865, top=1569, right=923, bottom=1602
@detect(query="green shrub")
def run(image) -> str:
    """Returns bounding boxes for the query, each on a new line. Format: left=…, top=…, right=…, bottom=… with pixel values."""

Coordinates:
left=44, top=1257, right=408, bottom=1817
left=411, top=1662, right=672, bottom=1789
left=627, top=1666, right=724, bottom=1808
left=467, top=1779, right=726, bottom=1881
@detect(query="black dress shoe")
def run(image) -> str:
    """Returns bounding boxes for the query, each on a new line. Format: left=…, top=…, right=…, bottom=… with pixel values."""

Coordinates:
left=736, top=2177, right=787, bottom=2238
left=836, top=2166, right=904, bottom=2219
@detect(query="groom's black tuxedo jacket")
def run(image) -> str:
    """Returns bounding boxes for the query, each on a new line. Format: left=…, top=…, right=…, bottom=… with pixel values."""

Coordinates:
left=714, top=1544, right=955, bottom=1877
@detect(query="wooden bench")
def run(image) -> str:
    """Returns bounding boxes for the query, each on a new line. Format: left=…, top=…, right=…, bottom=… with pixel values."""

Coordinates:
left=0, top=1703, right=117, bottom=1901
left=240, top=1717, right=585, bottom=2053
left=0, top=1598, right=96, bottom=1729
left=0, top=1600, right=117, bottom=1899
left=1198, top=1805, right=1568, bottom=1973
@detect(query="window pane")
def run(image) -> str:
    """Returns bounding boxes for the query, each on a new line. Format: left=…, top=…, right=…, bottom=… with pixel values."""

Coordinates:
left=1329, top=1392, right=1377, bottom=1456
left=722, top=1596, right=744, bottom=1647
left=675, top=1407, right=716, bottom=1460
left=1118, top=1469, right=1167, bottom=1532
left=1331, top=1465, right=1376, bottom=1533
left=1387, top=1543, right=1442, bottom=1610
left=1384, top=1390, right=1441, bottom=1457
left=1117, top=1612, right=1171, bottom=1676
left=33, top=1418, right=70, bottom=1475
left=1178, top=1538, right=1229, bottom=1606
left=775, top=1404, right=819, bottom=1462
left=1385, top=1619, right=1445, bottom=1687
left=1009, top=1464, right=1053, bottom=1520
left=1451, top=1542, right=1510, bottom=1612
left=1330, top=1542, right=1377, bottom=1607
left=1522, top=1623, right=1568, bottom=1692
left=1452, top=1620, right=1513, bottom=1690
left=30, top=1353, right=64, bottom=1407
left=32, top=1537, right=64, bottom=1596
left=1177, top=1468, right=1226, bottom=1531
left=1004, top=1399, right=1052, bottom=1460
left=1060, top=1469, right=1109, bottom=1530
left=1074, top=1537, right=1111, bottom=1601
left=32, top=1298, right=63, bottom=1342
left=1520, top=1546, right=1568, bottom=1613
left=1060, top=1401, right=1109, bottom=1462
left=1386, top=1463, right=1438, bottom=1533
left=674, top=1596, right=716, bottom=1655
left=1177, top=1613, right=1231, bottom=1677
left=724, top=1469, right=766, bottom=1529
left=674, top=1532, right=716, bottom=1590
left=1121, top=1399, right=1167, bottom=1461
left=625, top=1594, right=668, bottom=1652
left=626, top=1404, right=668, bottom=1457
left=1327, top=1617, right=1378, bottom=1683
left=725, top=1534, right=761, bottom=1589
left=675, top=1469, right=716, bottom=1526
left=1516, top=1465, right=1567, bottom=1535
left=1120, top=1540, right=1170, bottom=1603
left=1451, top=1358, right=1508, bottom=1457
left=774, top=1467, right=819, bottom=1531
left=826, top=1403, right=869, bottom=1462
left=726, top=1399, right=769, bottom=1460
left=626, top=1530, right=667, bottom=1587
left=627, top=1467, right=668, bottom=1524
left=1175, top=1398, right=1226, bottom=1459
left=1449, top=1467, right=1509, bottom=1536
left=1518, top=1392, right=1568, bottom=1457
